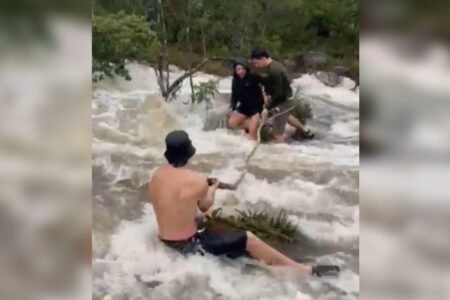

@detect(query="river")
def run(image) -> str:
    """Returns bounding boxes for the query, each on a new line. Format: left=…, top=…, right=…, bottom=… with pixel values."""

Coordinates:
left=92, top=63, right=359, bottom=300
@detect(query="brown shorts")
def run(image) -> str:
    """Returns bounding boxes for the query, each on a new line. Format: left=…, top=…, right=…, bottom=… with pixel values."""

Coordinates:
left=271, top=100, right=293, bottom=136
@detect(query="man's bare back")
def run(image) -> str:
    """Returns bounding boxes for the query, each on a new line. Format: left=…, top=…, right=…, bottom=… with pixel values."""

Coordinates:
left=149, top=164, right=216, bottom=241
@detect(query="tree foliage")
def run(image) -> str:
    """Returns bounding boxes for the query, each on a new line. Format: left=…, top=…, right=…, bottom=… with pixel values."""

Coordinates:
left=93, top=0, right=359, bottom=80
left=92, top=11, right=157, bottom=81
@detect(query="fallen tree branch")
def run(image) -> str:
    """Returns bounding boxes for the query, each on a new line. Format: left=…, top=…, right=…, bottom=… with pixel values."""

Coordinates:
left=164, top=56, right=231, bottom=100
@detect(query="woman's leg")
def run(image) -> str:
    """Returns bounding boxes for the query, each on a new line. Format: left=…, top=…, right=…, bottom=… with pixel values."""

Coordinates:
left=228, top=111, right=247, bottom=130
left=247, top=113, right=260, bottom=140
left=245, top=231, right=311, bottom=274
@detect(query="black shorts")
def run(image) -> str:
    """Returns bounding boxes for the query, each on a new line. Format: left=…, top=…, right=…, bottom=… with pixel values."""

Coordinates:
left=161, top=229, right=247, bottom=259
left=236, top=105, right=262, bottom=118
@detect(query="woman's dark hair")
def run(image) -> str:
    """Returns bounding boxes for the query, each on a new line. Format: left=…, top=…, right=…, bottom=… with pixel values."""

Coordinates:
left=250, top=48, right=270, bottom=59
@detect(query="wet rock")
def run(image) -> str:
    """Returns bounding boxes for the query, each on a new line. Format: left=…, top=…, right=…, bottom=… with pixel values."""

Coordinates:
left=290, top=98, right=313, bottom=122
left=314, top=71, right=341, bottom=87
left=222, top=195, right=239, bottom=206
left=213, top=91, right=231, bottom=104
left=332, top=65, right=350, bottom=77
left=303, top=51, right=329, bottom=70
left=203, top=106, right=229, bottom=131
left=135, top=275, right=162, bottom=288
left=283, top=58, right=297, bottom=69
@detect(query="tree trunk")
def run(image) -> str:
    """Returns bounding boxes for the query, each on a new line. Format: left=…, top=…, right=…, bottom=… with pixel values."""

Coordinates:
left=159, top=0, right=170, bottom=93
left=154, top=0, right=167, bottom=97
left=187, top=0, right=195, bottom=103
left=151, top=1, right=230, bottom=101
left=202, top=28, right=207, bottom=58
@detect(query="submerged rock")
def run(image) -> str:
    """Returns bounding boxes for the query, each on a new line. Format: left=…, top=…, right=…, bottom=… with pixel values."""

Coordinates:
left=203, top=106, right=229, bottom=131
left=283, top=58, right=297, bottom=69
left=332, top=65, right=350, bottom=77
left=314, top=71, right=341, bottom=87
left=303, top=51, right=329, bottom=70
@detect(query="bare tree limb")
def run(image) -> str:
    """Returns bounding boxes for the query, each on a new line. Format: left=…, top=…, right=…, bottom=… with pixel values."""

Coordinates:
left=187, top=0, right=195, bottom=102
left=165, top=56, right=230, bottom=98
left=158, top=0, right=170, bottom=92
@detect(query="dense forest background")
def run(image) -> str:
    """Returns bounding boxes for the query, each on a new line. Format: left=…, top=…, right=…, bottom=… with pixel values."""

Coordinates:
left=93, top=0, right=359, bottom=82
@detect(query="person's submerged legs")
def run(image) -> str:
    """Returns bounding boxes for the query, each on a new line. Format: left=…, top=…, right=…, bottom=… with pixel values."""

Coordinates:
left=245, top=231, right=312, bottom=274
left=245, top=231, right=340, bottom=276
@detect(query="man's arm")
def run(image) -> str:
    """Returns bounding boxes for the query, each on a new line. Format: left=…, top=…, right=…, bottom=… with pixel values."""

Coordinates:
left=198, top=178, right=219, bottom=213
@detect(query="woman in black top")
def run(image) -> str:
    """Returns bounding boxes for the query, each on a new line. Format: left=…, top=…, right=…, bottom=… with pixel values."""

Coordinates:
left=228, top=58, right=264, bottom=140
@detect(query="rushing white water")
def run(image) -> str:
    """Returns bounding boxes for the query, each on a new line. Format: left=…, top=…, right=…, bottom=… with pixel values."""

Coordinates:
left=92, top=63, right=359, bottom=300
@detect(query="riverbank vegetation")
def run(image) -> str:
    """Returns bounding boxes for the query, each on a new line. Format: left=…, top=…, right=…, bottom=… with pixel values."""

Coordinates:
left=93, top=0, right=359, bottom=82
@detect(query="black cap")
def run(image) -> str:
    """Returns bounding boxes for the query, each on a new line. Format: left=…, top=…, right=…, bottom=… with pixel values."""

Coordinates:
left=250, top=48, right=270, bottom=59
left=164, top=130, right=196, bottom=166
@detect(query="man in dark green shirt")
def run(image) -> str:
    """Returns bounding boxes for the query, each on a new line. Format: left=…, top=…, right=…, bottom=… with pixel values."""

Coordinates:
left=250, top=48, right=313, bottom=142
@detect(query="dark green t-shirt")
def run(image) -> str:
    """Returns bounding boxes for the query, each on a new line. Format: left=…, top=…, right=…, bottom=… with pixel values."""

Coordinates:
left=263, top=60, right=293, bottom=109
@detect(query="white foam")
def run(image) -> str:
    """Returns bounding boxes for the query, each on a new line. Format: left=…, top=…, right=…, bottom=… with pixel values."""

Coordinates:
left=292, top=74, right=359, bottom=108
left=217, top=77, right=232, bottom=93
left=93, top=64, right=360, bottom=298
left=95, top=206, right=303, bottom=300
left=331, top=120, right=360, bottom=138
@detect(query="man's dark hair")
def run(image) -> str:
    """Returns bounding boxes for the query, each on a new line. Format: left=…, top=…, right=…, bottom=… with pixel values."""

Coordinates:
left=250, top=48, right=270, bottom=59
left=167, top=158, right=188, bottom=168
left=167, top=158, right=189, bottom=168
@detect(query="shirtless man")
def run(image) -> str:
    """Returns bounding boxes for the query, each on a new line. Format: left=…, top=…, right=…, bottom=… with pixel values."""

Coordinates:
left=149, top=130, right=339, bottom=276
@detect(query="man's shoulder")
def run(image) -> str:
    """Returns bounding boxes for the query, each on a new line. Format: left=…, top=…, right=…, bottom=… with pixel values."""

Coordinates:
left=174, top=168, right=206, bottom=187
left=267, top=60, right=286, bottom=75
left=183, top=171, right=207, bottom=197
left=271, top=60, right=288, bottom=73
left=151, top=165, right=201, bottom=181
left=186, top=170, right=206, bottom=182
left=150, top=166, right=206, bottom=191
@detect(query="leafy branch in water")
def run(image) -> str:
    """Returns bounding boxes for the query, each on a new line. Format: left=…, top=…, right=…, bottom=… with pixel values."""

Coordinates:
left=205, top=208, right=298, bottom=243
left=192, top=80, right=217, bottom=105
left=291, top=98, right=313, bottom=123
left=92, top=59, right=131, bottom=82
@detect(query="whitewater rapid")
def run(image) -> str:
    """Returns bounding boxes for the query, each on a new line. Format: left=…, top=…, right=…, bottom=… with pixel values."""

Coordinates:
left=92, top=63, right=359, bottom=300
